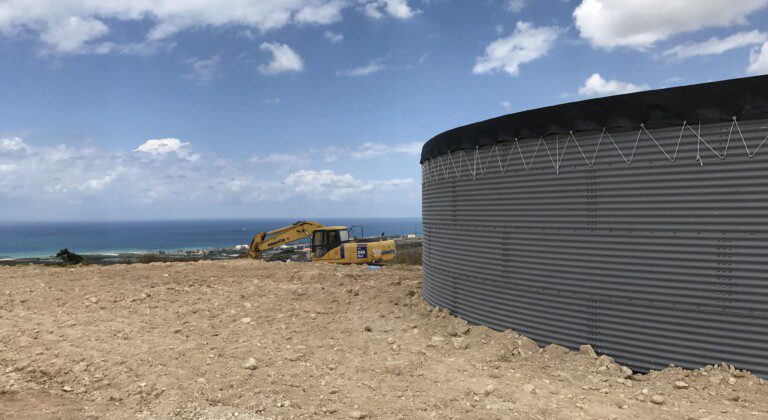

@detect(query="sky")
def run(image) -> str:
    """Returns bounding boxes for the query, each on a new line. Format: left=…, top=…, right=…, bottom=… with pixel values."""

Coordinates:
left=2, top=0, right=768, bottom=221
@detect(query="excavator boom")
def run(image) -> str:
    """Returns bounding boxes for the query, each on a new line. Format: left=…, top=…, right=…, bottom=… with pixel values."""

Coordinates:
left=245, top=220, right=396, bottom=264
left=246, top=220, right=325, bottom=259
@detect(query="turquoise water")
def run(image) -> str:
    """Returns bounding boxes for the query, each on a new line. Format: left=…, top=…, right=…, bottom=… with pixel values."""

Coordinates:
left=0, top=218, right=421, bottom=258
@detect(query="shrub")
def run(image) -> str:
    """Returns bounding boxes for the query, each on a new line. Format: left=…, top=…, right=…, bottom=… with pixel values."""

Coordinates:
left=56, top=248, right=84, bottom=265
left=391, top=242, right=422, bottom=265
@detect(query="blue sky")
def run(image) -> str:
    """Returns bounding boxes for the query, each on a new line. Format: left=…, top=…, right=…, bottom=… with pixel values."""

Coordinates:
left=2, top=0, right=768, bottom=220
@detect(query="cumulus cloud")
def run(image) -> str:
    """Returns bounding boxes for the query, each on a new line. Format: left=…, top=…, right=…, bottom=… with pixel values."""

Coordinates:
left=258, top=42, right=304, bottom=75
left=578, top=73, right=650, bottom=97
left=748, top=42, right=768, bottom=74
left=184, top=55, right=221, bottom=85
left=472, top=21, right=561, bottom=76
left=249, top=153, right=310, bottom=168
left=80, top=171, right=119, bottom=191
left=350, top=142, right=422, bottom=158
left=506, top=0, right=527, bottom=13
left=134, top=138, right=200, bottom=162
left=337, top=60, right=385, bottom=76
left=573, top=0, right=768, bottom=50
left=0, top=137, right=417, bottom=217
left=294, top=0, right=347, bottom=24
left=284, top=169, right=414, bottom=201
left=0, top=137, right=30, bottom=153
left=38, top=16, right=109, bottom=54
left=359, top=0, right=418, bottom=20
left=663, top=30, right=768, bottom=60
left=324, top=30, right=344, bottom=43
left=0, top=0, right=413, bottom=55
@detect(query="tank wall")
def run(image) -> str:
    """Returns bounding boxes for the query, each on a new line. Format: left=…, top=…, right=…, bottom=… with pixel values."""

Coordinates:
left=421, top=119, right=768, bottom=376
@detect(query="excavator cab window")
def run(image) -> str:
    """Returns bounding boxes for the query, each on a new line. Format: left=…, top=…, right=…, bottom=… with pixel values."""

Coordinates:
left=312, top=229, right=348, bottom=258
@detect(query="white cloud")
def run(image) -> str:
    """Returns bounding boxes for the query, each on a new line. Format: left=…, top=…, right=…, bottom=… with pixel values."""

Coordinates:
left=350, top=141, right=421, bottom=158
left=337, top=60, right=385, bottom=76
left=284, top=169, right=413, bottom=201
left=134, top=138, right=200, bottom=162
left=38, top=16, right=109, bottom=54
left=0, top=0, right=412, bottom=55
left=294, top=0, right=347, bottom=24
left=184, top=55, right=221, bottom=85
left=0, top=137, right=419, bottom=218
left=258, top=42, right=304, bottom=75
left=472, top=21, right=561, bottom=76
left=506, top=0, right=526, bottom=13
left=324, top=30, right=344, bottom=43
left=0, top=137, right=29, bottom=153
left=663, top=30, right=768, bottom=60
left=748, top=42, right=768, bottom=74
left=359, top=0, right=418, bottom=20
left=249, top=153, right=309, bottom=167
left=80, top=171, right=118, bottom=191
left=574, top=0, right=768, bottom=50
left=578, top=73, right=650, bottom=97
left=501, top=100, right=512, bottom=111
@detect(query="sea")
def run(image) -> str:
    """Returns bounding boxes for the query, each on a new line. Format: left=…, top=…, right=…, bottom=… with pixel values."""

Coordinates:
left=0, top=218, right=422, bottom=259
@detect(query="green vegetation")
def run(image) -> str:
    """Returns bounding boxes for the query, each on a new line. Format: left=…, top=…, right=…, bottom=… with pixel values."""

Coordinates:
left=391, top=241, right=422, bottom=265
left=56, top=248, right=84, bottom=265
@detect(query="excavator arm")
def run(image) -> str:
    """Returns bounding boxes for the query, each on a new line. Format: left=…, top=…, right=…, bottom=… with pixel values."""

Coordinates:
left=246, top=220, right=325, bottom=259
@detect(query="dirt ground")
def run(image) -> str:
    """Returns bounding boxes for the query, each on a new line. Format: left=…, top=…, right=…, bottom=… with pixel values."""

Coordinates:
left=1, top=260, right=766, bottom=419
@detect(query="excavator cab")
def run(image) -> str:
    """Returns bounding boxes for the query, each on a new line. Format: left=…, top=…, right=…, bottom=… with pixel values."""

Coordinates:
left=311, top=227, right=349, bottom=258
left=246, top=220, right=396, bottom=264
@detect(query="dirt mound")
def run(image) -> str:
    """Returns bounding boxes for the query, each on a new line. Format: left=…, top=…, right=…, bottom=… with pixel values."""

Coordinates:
left=1, top=261, right=766, bottom=418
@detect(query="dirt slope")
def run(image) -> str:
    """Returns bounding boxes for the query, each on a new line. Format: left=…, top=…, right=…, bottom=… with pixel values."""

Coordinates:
left=1, top=260, right=766, bottom=419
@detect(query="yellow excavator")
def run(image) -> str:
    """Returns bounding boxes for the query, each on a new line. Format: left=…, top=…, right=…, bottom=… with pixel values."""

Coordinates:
left=245, top=221, right=396, bottom=264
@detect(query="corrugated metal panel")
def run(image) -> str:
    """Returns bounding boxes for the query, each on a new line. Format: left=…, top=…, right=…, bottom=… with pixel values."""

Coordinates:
left=421, top=118, right=768, bottom=377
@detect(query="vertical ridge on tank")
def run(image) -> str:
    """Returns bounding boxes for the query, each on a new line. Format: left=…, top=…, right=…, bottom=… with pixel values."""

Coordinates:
left=421, top=75, right=768, bottom=378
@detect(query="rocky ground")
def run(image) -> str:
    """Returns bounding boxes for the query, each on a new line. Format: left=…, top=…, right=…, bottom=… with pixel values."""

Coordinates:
left=1, top=260, right=766, bottom=419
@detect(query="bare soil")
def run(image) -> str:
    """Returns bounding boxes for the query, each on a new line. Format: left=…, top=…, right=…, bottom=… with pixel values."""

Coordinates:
left=1, top=260, right=766, bottom=419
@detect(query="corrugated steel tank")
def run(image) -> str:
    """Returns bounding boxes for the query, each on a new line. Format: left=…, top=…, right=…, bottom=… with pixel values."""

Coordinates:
left=421, top=118, right=768, bottom=377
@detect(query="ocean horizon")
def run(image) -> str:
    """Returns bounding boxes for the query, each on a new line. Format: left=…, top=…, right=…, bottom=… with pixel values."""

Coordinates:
left=0, top=217, right=422, bottom=259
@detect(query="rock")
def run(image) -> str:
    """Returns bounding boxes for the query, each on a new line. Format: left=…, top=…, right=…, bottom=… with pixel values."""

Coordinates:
left=650, top=395, right=664, bottom=405
left=240, top=317, right=252, bottom=324
left=363, top=326, right=372, bottom=332
left=242, top=357, right=257, bottom=370
left=349, top=411, right=368, bottom=419
left=597, top=355, right=614, bottom=367
left=286, top=353, right=305, bottom=362
left=62, top=386, right=72, bottom=392
left=620, top=366, right=633, bottom=379
left=522, top=384, right=535, bottom=393
left=709, top=375, right=723, bottom=385
left=484, top=385, right=496, bottom=396
left=386, top=338, right=396, bottom=344
left=675, top=381, right=689, bottom=389
left=579, top=344, right=598, bottom=358
left=518, top=337, right=539, bottom=355
left=452, top=338, right=468, bottom=350
left=430, top=336, right=445, bottom=346
left=384, top=362, right=403, bottom=376
left=728, top=377, right=737, bottom=385
left=544, top=344, right=570, bottom=355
